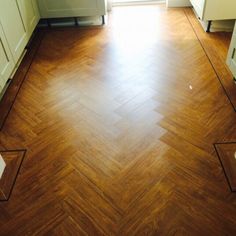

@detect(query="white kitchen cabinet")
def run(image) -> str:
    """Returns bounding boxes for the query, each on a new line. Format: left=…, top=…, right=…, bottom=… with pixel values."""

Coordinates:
left=0, top=0, right=28, bottom=62
left=190, top=0, right=236, bottom=21
left=17, top=0, right=40, bottom=40
left=227, top=23, right=236, bottom=79
left=190, top=0, right=236, bottom=32
left=0, top=22, right=15, bottom=93
left=0, top=0, right=39, bottom=94
left=0, top=0, right=28, bottom=63
left=37, top=0, right=106, bottom=18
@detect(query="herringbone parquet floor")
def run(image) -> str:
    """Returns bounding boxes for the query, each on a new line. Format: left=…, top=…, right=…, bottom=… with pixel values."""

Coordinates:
left=1, top=4, right=236, bottom=235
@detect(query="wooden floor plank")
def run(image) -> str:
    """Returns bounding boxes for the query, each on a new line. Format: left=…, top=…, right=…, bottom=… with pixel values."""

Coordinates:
left=184, top=8, right=236, bottom=111
left=0, top=4, right=236, bottom=235
left=215, top=143, right=236, bottom=191
left=0, top=30, right=45, bottom=130
left=0, top=150, right=26, bottom=201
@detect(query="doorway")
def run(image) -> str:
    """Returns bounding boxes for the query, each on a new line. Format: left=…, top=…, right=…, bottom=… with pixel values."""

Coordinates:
left=113, top=0, right=165, bottom=4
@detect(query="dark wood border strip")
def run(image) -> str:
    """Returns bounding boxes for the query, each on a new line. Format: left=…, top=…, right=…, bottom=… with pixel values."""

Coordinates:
left=214, top=142, right=236, bottom=192
left=184, top=8, right=236, bottom=112
left=0, top=149, right=27, bottom=201
left=184, top=8, right=236, bottom=193
left=0, top=30, right=45, bottom=131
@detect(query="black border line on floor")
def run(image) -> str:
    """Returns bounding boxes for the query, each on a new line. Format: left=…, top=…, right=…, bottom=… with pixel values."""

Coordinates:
left=213, top=142, right=236, bottom=193
left=0, top=149, right=27, bottom=202
left=183, top=9, right=236, bottom=113
left=183, top=8, right=236, bottom=193
left=0, top=29, right=45, bottom=131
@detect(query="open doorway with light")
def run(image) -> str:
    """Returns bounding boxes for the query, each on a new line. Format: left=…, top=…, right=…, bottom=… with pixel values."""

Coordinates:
left=113, top=0, right=165, bottom=4
left=108, top=0, right=166, bottom=13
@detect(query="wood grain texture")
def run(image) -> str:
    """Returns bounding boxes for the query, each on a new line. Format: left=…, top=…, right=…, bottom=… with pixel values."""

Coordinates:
left=0, top=30, right=45, bottom=130
left=0, top=150, right=26, bottom=201
left=215, top=143, right=236, bottom=191
left=1, top=4, right=236, bottom=235
left=184, top=8, right=236, bottom=111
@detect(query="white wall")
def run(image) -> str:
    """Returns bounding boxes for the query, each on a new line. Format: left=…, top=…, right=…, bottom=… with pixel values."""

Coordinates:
left=0, top=154, right=6, bottom=179
left=166, top=0, right=192, bottom=7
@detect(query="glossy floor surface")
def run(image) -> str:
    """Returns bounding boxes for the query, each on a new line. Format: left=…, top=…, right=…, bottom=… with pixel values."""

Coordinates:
left=1, top=4, right=236, bottom=235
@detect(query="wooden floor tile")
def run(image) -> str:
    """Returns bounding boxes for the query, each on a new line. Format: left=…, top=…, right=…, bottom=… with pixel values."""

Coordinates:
left=0, top=4, right=236, bottom=235
left=215, top=143, right=236, bottom=191
left=0, top=150, right=26, bottom=201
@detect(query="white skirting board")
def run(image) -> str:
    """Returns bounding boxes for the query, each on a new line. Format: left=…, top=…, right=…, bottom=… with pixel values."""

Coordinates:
left=38, top=16, right=103, bottom=27
left=0, top=154, right=6, bottom=179
left=166, top=0, right=191, bottom=7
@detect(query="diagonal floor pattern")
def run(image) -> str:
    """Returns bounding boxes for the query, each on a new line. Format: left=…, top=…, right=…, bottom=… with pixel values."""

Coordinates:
left=1, top=4, right=236, bottom=235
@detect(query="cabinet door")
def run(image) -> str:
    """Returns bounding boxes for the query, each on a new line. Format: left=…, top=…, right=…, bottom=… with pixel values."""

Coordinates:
left=37, top=0, right=106, bottom=18
left=204, top=0, right=236, bottom=21
left=227, top=35, right=236, bottom=78
left=0, top=0, right=28, bottom=63
left=17, top=0, right=40, bottom=40
left=190, top=0, right=205, bottom=19
left=0, top=23, right=15, bottom=93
